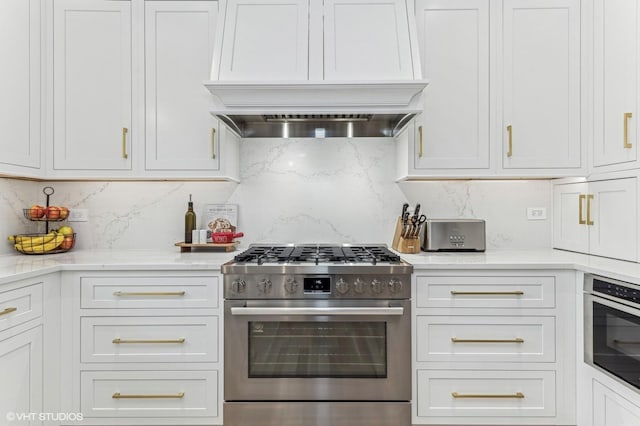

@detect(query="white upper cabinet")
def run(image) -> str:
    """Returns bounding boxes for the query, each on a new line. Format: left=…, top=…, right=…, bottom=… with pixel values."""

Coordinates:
left=592, top=0, right=639, bottom=170
left=501, top=0, right=581, bottom=171
left=145, top=1, right=238, bottom=176
left=217, top=0, right=309, bottom=80
left=0, top=0, right=41, bottom=174
left=215, top=0, right=416, bottom=81
left=323, top=0, right=414, bottom=80
left=52, top=0, right=132, bottom=172
left=553, top=177, right=638, bottom=262
left=412, top=0, right=490, bottom=172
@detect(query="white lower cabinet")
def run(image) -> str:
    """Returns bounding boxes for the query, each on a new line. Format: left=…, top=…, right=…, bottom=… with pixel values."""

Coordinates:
left=593, top=380, right=640, bottom=426
left=61, top=270, right=223, bottom=425
left=413, top=270, right=576, bottom=425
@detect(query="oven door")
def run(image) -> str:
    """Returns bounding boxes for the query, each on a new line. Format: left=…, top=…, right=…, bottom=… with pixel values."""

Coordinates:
left=585, top=293, right=640, bottom=390
left=224, top=299, right=411, bottom=401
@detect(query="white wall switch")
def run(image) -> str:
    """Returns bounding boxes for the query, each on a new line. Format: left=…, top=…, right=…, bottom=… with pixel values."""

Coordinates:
left=526, top=207, right=547, bottom=220
left=68, top=208, right=89, bottom=222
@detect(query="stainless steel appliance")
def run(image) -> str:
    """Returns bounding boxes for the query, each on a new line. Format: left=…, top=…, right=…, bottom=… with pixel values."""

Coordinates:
left=222, top=244, right=412, bottom=426
left=584, top=274, right=640, bottom=392
left=421, top=218, right=486, bottom=252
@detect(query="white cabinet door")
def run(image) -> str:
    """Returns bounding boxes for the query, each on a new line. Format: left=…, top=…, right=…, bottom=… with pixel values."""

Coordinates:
left=553, top=181, right=589, bottom=253
left=593, top=0, right=638, bottom=169
left=53, top=0, right=132, bottom=171
left=413, top=0, right=490, bottom=171
left=0, top=0, right=41, bottom=172
left=217, top=0, right=309, bottom=80
left=145, top=1, right=222, bottom=172
left=593, top=381, right=640, bottom=426
left=323, top=0, right=413, bottom=80
left=0, top=327, right=43, bottom=424
left=588, top=178, right=638, bottom=261
left=502, top=0, right=581, bottom=170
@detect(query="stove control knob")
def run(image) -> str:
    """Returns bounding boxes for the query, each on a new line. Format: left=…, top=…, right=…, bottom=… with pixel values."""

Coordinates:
left=257, top=278, right=272, bottom=295
left=284, top=277, right=299, bottom=294
left=353, top=278, right=366, bottom=294
left=371, top=279, right=384, bottom=294
left=231, top=279, right=247, bottom=294
left=388, top=278, right=403, bottom=293
left=336, top=278, right=350, bottom=295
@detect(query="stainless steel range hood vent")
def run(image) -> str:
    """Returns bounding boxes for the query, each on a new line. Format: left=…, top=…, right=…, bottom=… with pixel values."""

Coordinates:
left=217, top=112, right=416, bottom=138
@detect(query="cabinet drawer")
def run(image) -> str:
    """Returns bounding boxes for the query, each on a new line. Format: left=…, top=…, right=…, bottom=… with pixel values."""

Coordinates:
left=80, top=370, right=218, bottom=418
left=416, top=370, right=556, bottom=418
left=416, top=316, right=556, bottom=363
left=416, top=275, right=556, bottom=308
left=0, top=282, right=43, bottom=333
left=80, top=275, right=219, bottom=309
left=80, top=316, right=218, bottom=363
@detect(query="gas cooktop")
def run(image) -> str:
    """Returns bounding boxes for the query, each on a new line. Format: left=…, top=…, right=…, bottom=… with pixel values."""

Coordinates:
left=232, top=244, right=402, bottom=265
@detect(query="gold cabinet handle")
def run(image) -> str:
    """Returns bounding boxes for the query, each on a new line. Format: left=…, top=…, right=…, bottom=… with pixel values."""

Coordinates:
left=122, top=127, right=128, bottom=159
left=112, top=338, right=185, bottom=344
left=624, top=112, right=633, bottom=148
left=211, top=128, right=217, bottom=159
left=451, top=337, right=524, bottom=343
left=452, top=391, right=524, bottom=399
left=418, top=125, right=423, bottom=158
left=578, top=194, right=586, bottom=224
left=0, top=307, right=17, bottom=317
left=450, top=291, right=524, bottom=296
left=113, top=291, right=186, bottom=297
left=113, top=392, right=185, bottom=399
left=586, top=194, right=594, bottom=226
left=506, top=125, right=513, bottom=157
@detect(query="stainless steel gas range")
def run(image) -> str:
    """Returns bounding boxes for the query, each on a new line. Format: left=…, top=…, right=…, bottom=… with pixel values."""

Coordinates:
left=222, top=244, right=413, bottom=426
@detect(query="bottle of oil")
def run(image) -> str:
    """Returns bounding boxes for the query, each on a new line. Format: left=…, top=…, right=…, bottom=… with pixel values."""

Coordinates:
left=184, top=194, right=196, bottom=243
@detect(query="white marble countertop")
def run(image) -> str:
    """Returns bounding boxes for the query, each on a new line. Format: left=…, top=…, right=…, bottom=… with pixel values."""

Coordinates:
left=1, top=247, right=640, bottom=286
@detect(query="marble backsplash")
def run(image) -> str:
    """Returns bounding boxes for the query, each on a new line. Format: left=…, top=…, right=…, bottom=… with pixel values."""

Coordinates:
left=0, top=138, right=552, bottom=255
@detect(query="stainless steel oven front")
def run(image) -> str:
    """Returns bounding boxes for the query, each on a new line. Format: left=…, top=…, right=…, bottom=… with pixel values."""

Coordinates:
left=223, top=298, right=411, bottom=425
left=584, top=274, right=640, bottom=392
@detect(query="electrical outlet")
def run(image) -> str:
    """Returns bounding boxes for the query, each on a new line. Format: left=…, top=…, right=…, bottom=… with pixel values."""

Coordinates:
left=527, top=207, right=547, bottom=220
left=68, top=208, right=89, bottom=222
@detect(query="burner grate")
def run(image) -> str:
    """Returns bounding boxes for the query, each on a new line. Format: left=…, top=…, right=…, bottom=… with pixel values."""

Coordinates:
left=233, top=245, right=400, bottom=265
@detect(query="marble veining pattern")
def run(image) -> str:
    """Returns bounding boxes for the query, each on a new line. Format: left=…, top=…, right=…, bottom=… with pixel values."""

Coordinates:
left=0, top=138, right=552, bottom=254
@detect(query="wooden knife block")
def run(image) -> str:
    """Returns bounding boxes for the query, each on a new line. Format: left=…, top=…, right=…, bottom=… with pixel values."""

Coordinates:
left=391, top=216, right=421, bottom=254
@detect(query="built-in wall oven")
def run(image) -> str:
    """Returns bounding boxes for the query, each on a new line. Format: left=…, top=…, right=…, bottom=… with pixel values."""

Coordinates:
left=584, top=273, right=640, bottom=392
left=222, top=244, right=412, bottom=426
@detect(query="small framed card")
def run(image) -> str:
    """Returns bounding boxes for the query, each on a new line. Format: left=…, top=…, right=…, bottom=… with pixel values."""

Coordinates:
left=203, top=204, right=238, bottom=234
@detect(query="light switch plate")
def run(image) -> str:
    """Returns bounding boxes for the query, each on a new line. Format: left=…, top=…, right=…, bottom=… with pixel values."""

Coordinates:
left=527, top=207, right=547, bottom=220
left=68, top=208, right=89, bottom=222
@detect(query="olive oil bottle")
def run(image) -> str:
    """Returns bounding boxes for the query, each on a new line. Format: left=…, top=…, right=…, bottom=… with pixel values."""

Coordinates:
left=184, top=194, right=196, bottom=243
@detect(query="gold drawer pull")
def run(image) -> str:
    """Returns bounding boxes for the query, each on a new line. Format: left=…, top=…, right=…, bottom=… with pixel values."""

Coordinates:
left=451, top=337, right=524, bottom=343
left=624, top=112, right=633, bottom=148
left=0, top=307, right=17, bottom=316
left=450, top=291, right=524, bottom=296
left=113, top=392, right=185, bottom=399
left=614, top=339, right=640, bottom=345
left=112, top=338, right=185, bottom=344
left=113, top=291, right=186, bottom=297
left=578, top=194, right=586, bottom=224
left=506, top=125, right=513, bottom=157
left=418, top=125, right=424, bottom=158
left=452, top=391, right=524, bottom=399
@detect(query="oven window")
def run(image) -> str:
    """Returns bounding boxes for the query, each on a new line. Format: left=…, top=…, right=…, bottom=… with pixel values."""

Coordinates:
left=248, top=321, right=387, bottom=378
left=593, top=301, right=640, bottom=390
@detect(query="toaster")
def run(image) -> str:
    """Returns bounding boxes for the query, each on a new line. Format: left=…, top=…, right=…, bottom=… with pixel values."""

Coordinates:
left=421, top=219, right=486, bottom=252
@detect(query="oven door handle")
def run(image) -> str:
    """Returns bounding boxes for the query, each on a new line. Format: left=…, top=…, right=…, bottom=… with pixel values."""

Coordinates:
left=230, top=306, right=404, bottom=316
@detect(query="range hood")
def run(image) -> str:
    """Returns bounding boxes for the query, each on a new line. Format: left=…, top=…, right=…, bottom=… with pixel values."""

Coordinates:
left=204, top=1, right=428, bottom=138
